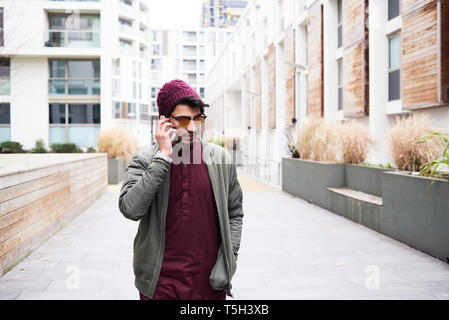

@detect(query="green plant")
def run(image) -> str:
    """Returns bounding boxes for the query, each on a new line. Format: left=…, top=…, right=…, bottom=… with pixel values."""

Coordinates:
left=208, top=137, right=225, bottom=148
left=417, top=129, right=449, bottom=198
left=0, top=141, right=25, bottom=153
left=284, top=127, right=299, bottom=158
left=31, top=138, right=47, bottom=153
left=50, top=143, right=83, bottom=153
left=224, top=135, right=241, bottom=151
left=86, top=147, right=96, bottom=153
left=97, top=126, right=139, bottom=162
left=361, top=162, right=394, bottom=169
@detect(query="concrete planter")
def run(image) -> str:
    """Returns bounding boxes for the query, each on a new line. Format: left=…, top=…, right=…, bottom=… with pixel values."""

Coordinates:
left=108, top=157, right=126, bottom=184
left=381, top=171, right=449, bottom=262
left=282, top=158, right=345, bottom=210
left=344, top=164, right=394, bottom=196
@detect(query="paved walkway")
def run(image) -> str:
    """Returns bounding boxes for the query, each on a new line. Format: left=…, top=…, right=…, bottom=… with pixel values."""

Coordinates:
left=1, top=172, right=449, bottom=300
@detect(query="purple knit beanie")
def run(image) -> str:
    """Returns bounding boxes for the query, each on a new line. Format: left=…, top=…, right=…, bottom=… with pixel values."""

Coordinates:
left=156, top=79, right=201, bottom=117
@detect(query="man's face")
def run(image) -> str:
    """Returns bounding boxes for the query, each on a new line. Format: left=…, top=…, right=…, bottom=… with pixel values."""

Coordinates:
left=169, top=104, right=203, bottom=144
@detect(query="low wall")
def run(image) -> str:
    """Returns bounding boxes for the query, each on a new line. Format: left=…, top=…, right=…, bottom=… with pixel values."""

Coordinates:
left=0, top=153, right=108, bottom=276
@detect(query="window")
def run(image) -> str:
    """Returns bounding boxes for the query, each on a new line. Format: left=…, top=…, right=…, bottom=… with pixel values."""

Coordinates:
left=151, top=87, right=160, bottom=98
left=152, top=44, right=161, bottom=55
left=112, top=79, right=120, bottom=98
left=0, top=58, right=10, bottom=95
left=49, top=59, right=100, bottom=95
left=337, top=0, right=343, bottom=48
left=112, top=59, right=120, bottom=75
left=183, top=31, right=196, bottom=42
left=151, top=58, right=161, bottom=70
left=151, top=31, right=161, bottom=42
left=120, top=39, right=133, bottom=55
left=49, top=103, right=101, bottom=148
left=119, top=18, right=132, bottom=34
left=47, top=13, right=100, bottom=48
left=388, top=33, right=401, bottom=101
left=140, top=104, right=150, bottom=121
left=200, top=87, right=205, bottom=99
left=337, top=59, right=343, bottom=110
left=0, top=8, right=4, bottom=47
left=388, top=0, right=400, bottom=20
left=0, top=103, right=10, bottom=142
left=133, top=82, right=137, bottom=99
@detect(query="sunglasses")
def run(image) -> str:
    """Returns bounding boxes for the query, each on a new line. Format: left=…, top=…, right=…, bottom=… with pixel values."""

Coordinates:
left=169, top=113, right=207, bottom=128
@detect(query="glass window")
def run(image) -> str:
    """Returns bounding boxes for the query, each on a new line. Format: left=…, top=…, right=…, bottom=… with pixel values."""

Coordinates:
left=337, top=0, right=342, bottom=48
left=389, top=33, right=401, bottom=101
left=49, top=104, right=66, bottom=124
left=49, top=59, right=100, bottom=95
left=0, top=58, right=10, bottom=95
left=388, top=0, right=400, bottom=20
left=49, top=60, right=65, bottom=78
left=0, top=103, right=10, bottom=124
left=68, top=60, right=100, bottom=78
left=49, top=103, right=101, bottom=148
left=337, top=59, right=343, bottom=110
left=68, top=126, right=101, bottom=148
left=0, top=8, right=4, bottom=46
left=69, top=104, right=100, bottom=124
left=47, top=13, right=100, bottom=48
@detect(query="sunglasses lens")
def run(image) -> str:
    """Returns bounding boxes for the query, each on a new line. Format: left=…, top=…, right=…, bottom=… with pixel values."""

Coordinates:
left=179, top=118, right=191, bottom=128
left=194, top=116, right=206, bottom=125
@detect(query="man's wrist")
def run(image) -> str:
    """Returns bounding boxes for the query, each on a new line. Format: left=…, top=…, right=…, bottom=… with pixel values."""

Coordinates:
left=154, top=150, right=172, bottom=164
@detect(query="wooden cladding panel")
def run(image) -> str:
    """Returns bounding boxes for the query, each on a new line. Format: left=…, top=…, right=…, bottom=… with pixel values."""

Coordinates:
left=285, top=27, right=296, bottom=126
left=0, top=155, right=107, bottom=275
left=254, top=60, right=262, bottom=130
left=342, top=0, right=369, bottom=117
left=266, top=43, right=276, bottom=129
left=402, top=0, right=439, bottom=108
left=441, top=1, right=449, bottom=103
left=307, top=1, right=323, bottom=117
left=343, top=0, right=364, bottom=47
left=245, top=71, right=251, bottom=128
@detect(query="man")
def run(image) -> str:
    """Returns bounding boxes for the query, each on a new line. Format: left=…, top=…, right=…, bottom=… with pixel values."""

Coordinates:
left=118, top=79, right=244, bottom=300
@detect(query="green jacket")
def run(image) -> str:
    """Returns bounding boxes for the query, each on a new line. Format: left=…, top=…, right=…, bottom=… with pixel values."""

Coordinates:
left=118, top=139, right=244, bottom=298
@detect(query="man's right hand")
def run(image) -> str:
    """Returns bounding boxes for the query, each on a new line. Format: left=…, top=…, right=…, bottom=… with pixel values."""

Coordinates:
left=155, top=116, right=176, bottom=157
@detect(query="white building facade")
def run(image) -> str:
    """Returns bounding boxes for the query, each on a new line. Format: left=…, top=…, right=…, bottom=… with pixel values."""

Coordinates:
left=0, top=0, right=153, bottom=150
left=205, top=0, right=449, bottom=186
left=148, top=27, right=232, bottom=143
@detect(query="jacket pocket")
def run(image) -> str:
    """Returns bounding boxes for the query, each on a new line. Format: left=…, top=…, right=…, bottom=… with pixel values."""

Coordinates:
left=209, top=246, right=228, bottom=290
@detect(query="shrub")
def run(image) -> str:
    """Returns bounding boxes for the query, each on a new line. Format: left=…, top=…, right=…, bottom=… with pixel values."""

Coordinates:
left=224, top=135, right=241, bottom=150
left=388, top=113, right=442, bottom=171
left=50, top=143, right=83, bottom=153
left=418, top=129, right=449, bottom=181
left=97, top=126, right=139, bottom=162
left=86, top=147, right=96, bottom=153
left=297, top=117, right=338, bottom=162
left=31, top=138, right=48, bottom=153
left=0, top=141, right=25, bottom=153
left=338, top=120, right=375, bottom=164
left=208, top=137, right=225, bottom=148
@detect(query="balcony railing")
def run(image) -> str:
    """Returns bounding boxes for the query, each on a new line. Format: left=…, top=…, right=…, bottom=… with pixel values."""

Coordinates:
left=46, top=30, right=100, bottom=48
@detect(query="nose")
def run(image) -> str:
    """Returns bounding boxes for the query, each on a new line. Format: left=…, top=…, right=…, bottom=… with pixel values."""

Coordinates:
left=186, top=119, right=196, bottom=133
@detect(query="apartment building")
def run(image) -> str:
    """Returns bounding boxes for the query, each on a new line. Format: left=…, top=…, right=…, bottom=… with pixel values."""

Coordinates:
left=148, top=27, right=232, bottom=142
left=201, top=0, right=249, bottom=28
left=205, top=0, right=449, bottom=186
left=0, top=0, right=152, bottom=150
